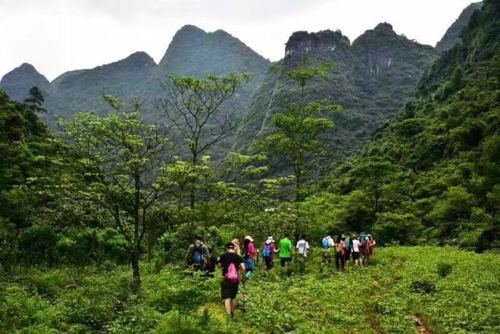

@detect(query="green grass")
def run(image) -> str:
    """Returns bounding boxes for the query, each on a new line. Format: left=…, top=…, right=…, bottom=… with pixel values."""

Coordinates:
left=1, top=247, right=499, bottom=333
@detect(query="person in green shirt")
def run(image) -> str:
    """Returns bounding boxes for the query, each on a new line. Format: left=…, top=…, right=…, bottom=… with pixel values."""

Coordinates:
left=278, top=233, right=293, bottom=267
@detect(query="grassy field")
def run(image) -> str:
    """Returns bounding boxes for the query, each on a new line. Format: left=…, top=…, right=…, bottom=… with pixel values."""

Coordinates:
left=1, top=246, right=499, bottom=333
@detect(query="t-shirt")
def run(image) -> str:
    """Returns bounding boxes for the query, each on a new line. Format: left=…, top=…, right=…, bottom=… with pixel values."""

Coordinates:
left=279, top=238, right=293, bottom=258
left=219, top=252, right=243, bottom=276
left=244, top=242, right=258, bottom=260
left=296, top=239, right=310, bottom=257
left=352, top=239, right=361, bottom=252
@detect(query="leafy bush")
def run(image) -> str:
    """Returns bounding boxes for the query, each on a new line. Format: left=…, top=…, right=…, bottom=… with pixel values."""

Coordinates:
left=410, top=280, right=436, bottom=294
left=437, top=262, right=453, bottom=278
left=18, top=225, right=59, bottom=265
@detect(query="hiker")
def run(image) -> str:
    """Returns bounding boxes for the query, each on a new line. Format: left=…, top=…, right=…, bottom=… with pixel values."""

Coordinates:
left=351, top=235, right=361, bottom=266
left=204, top=246, right=217, bottom=277
left=296, top=237, right=310, bottom=258
left=262, top=236, right=276, bottom=269
left=367, top=234, right=376, bottom=258
left=218, top=242, right=246, bottom=317
left=186, top=235, right=209, bottom=271
left=344, top=234, right=352, bottom=265
left=320, top=235, right=334, bottom=272
left=335, top=236, right=346, bottom=272
left=231, top=238, right=242, bottom=256
left=243, top=235, right=258, bottom=279
left=278, top=233, right=293, bottom=267
left=360, top=232, right=369, bottom=266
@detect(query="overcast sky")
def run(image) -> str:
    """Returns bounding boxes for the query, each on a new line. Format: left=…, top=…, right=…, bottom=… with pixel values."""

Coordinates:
left=0, top=0, right=478, bottom=81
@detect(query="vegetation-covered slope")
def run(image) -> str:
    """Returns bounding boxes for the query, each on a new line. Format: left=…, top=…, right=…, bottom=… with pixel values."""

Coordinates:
left=235, top=24, right=438, bottom=170
left=316, top=0, right=499, bottom=249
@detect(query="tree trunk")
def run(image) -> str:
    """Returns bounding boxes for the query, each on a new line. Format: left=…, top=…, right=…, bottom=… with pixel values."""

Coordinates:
left=190, top=151, right=198, bottom=208
left=131, top=248, right=141, bottom=290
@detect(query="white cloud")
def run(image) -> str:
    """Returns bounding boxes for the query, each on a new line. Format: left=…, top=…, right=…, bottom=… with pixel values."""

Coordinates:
left=0, top=0, right=476, bottom=80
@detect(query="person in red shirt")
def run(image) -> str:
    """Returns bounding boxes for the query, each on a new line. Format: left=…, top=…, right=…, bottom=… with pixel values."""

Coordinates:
left=243, top=235, right=258, bottom=279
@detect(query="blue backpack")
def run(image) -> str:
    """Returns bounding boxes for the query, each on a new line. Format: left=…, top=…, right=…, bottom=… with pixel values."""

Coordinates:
left=360, top=233, right=367, bottom=246
left=322, top=237, right=331, bottom=249
left=192, top=247, right=204, bottom=265
left=262, top=244, right=272, bottom=257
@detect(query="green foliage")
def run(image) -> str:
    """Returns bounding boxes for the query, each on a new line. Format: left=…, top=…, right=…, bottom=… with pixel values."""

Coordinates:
left=1, top=247, right=499, bottom=333
left=322, top=0, right=500, bottom=249
left=437, top=262, right=453, bottom=278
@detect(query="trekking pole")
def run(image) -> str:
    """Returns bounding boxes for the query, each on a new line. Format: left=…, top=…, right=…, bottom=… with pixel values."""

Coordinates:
left=240, top=280, right=247, bottom=312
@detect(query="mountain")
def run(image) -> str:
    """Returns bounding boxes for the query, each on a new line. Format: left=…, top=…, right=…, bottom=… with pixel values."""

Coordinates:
left=48, top=51, right=157, bottom=119
left=0, top=63, right=51, bottom=101
left=234, top=23, right=438, bottom=169
left=156, top=25, right=269, bottom=78
left=326, top=0, right=499, bottom=249
left=435, top=1, right=483, bottom=52
left=0, top=25, right=271, bottom=159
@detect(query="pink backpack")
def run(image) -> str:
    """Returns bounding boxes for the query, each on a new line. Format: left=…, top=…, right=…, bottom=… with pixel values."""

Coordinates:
left=225, top=262, right=239, bottom=282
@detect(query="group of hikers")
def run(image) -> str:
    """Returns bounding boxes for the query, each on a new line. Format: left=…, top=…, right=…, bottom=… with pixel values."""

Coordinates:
left=186, top=232, right=376, bottom=317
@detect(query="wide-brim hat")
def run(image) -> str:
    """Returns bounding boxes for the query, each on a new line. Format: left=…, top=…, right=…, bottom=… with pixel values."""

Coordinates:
left=244, top=235, right=254, bottom=242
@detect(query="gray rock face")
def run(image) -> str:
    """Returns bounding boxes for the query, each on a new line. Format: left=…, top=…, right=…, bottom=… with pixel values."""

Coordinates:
left=284, top=30, right=351, bottom=66
left=436, top=2, right=483, bottom=52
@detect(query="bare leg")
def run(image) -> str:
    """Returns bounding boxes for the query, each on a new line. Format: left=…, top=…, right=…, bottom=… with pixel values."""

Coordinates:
left=224, top=298, right=232, bottom=316
left=231, top=299, right=236, bottom=314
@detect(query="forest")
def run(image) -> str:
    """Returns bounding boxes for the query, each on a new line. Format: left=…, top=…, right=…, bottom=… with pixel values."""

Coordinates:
left=0, top=0, right=499, bottom=333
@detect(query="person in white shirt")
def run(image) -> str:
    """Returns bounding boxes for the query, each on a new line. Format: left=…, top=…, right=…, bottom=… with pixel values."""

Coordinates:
left=351, top=236, right=361, bottom=266
left=296, top=238, right=310, bottom=257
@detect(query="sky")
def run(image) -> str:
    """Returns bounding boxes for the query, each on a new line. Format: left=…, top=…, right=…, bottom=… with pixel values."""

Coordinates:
left=0, top=0, right=478, bottom=81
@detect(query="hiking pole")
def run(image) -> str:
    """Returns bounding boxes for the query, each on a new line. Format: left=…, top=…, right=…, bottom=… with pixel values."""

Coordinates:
left=240, top=280, right=247, bottom=312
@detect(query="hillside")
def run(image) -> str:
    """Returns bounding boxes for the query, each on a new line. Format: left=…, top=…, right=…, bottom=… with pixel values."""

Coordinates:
left=234, top=24, right=438, bottom=170
left=321, top=0, right=499, bottom=249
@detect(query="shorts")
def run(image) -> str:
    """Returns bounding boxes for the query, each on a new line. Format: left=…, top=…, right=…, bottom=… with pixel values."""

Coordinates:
left=345, top=248, right=351, bottom=260
left=221, top=279, right=239, bottom=300
left=352, top=251, right=360, bottom=260
left=245, top=258, right=255, bottom=271
left=280, top=257, right=292, bottom=267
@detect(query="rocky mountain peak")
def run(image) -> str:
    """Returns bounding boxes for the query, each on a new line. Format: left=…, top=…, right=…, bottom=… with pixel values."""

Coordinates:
left=0, top=63, right=50, bottom=100
left=374, top=22, right=394, bottom=32
left=436, top=1, right=483, bottom=52
left=284, top=30, right=351, bottom=68
left=119, top=51, right=156, bottom=69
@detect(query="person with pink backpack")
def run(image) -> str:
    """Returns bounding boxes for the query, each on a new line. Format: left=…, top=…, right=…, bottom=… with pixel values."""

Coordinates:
left=218, top=242, right=246, bottom=317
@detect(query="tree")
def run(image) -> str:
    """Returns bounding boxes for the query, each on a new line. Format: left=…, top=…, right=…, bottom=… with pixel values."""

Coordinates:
left=156, top=73, right=252, bottom=207
left=257, top=60, right=341, bottom=238
left=23, top=86, right=46, bottom=113
left=60, top=96, right=171, bottom=288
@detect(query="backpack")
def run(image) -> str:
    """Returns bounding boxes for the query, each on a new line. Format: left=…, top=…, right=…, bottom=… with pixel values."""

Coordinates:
left=322, top=238, right=331, bottom=249
left=262, top=244, right=272, bottom=257
left=192, top=247, right=204, bottom=265
left=360, top=233, right=367, bottom=246
left=225, top=262, right=239, bottom=283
